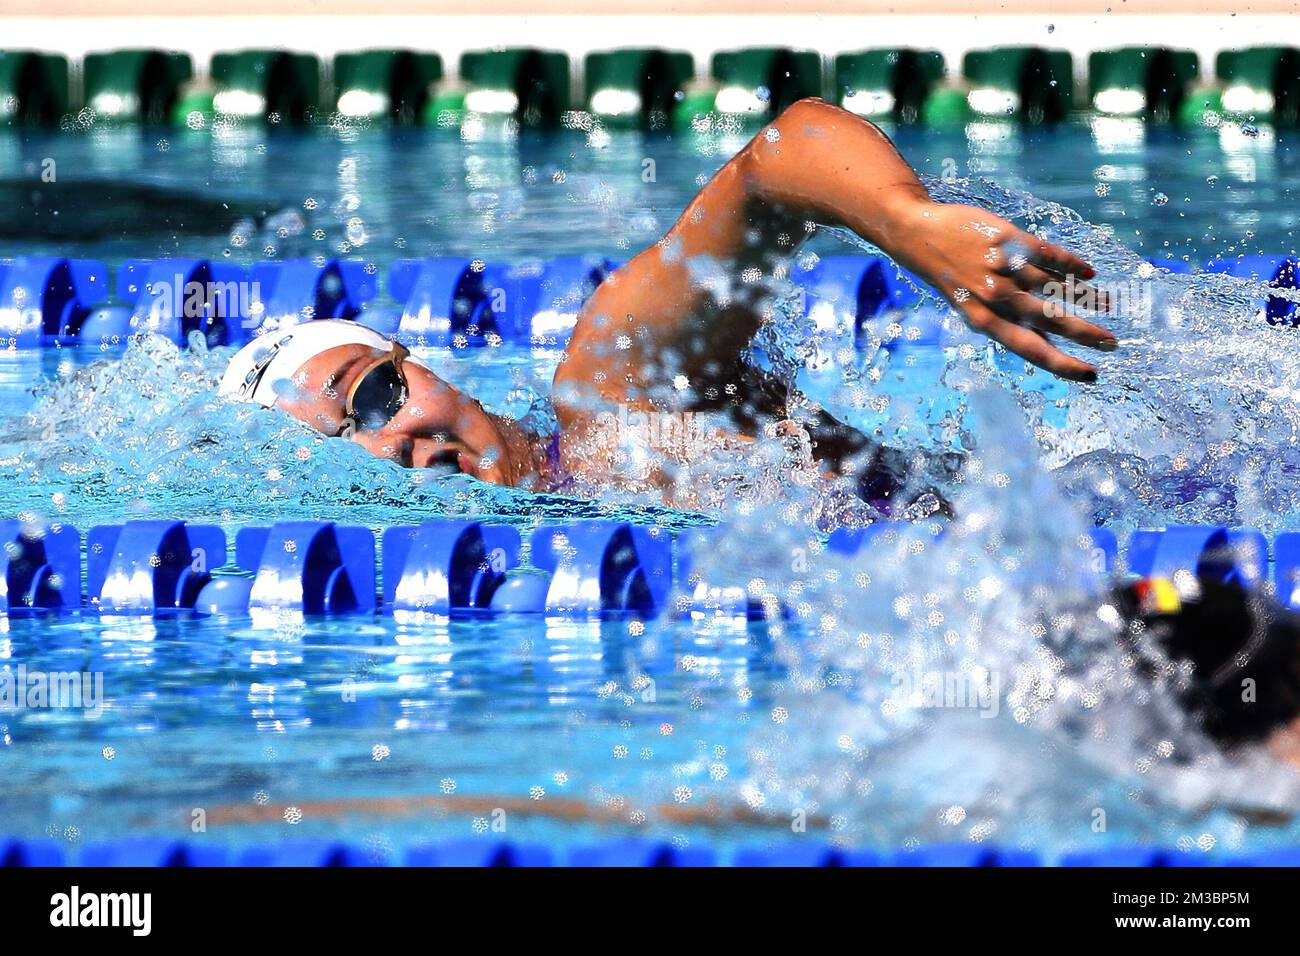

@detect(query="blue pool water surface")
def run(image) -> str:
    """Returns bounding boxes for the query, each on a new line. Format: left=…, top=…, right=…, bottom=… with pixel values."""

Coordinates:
left=5, top=118, right=1300, bottom=863
left=2, top=120, right=1299, bottom=266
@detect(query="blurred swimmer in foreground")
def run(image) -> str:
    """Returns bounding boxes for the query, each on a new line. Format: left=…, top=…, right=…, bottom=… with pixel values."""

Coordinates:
left=1109, top=574, right=1300, bottom=766
left=203, top=571, right=1300, bottom=831
left=221, top=97, right=1116, bottom=509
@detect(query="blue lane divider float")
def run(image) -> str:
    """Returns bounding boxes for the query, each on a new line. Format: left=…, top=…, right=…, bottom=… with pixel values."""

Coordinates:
left=382, top=519, right=521, bottom=614
left=0, top=256, right=110, bottom=347
left=826, top=520, right=942, bottom=556
left=1125, top=525, right=1267, bottom=587
left=482, top=255, right=615, bottom=346
left=892, top=843, right=1042, bottom=866
left=405, top=840, right=553, bottom=866
left=789, top=254, right=925, bottom=351
left=568, top=839, right=717, bottom=867
left=1, top=839, right=66, bottom=866
left=530, top=521, right=673, bottom=617
left=239, top=841, right=386, bottom=866
left=248, top=259, right=378, bottom=335
left=0, top=521, right=80, bottom=612
left=731, top=844, right=879, bottom=867
left=1273, top=531, right=1300, bottom=609
left=87, top=520, right=226, bottom=614
left=78, top=838, right=229, bottom=867
left=389, top=257, right=494, bottom=345
left=13, top=252, right=1300, bottom=350
left=0, top=836, right=1281, bottom=866
left=531, top=255, right=618, bottom=343
left=390, top=255, right=614, bottom=348
left=194, top=574, right=256, bottom=615
left=110, top=258, right=252, bottom=347
left=676, top=526, right=762, bottom=619
left=237, top=521, right=377, bottom=615
left=1056, top=846, right=1213, bottom=867
left=1204, top=254, right=1300, bottom=326
left=0, top=518, right=1294, bottom=619
left=1088, top=527, right=1119, bottom=575
left=487, top=568, right=554, bottom=613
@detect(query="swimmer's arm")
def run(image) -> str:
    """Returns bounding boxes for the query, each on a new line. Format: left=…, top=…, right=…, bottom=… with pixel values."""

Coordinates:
left=711, top=98, right=1117, bottom=381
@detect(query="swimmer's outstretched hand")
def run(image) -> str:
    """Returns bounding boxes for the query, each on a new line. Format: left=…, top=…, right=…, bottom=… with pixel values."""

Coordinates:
left=738, top=98, right=1117, bottom=382
left=896, top=202, right=1116, bottom=383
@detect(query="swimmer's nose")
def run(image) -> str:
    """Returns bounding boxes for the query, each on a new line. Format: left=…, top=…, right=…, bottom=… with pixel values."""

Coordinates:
left=352, top=431, right=431, bottom=470
left=355, top=432, right=490, bottom=479
left=350, top=429, right=403, bottom=464
left=409, top=438, right=461, bottom=471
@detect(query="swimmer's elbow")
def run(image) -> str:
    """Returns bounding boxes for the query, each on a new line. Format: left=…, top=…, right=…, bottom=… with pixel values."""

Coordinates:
left=740, top=97, right=884, bottom=206
left=772, top=96, right=837, bottom=124
left=772, top=97, right=884, bottom=138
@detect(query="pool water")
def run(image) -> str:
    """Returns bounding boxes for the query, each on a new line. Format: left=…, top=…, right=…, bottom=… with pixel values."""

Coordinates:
left=6, top=117, right=1300, bottom=862
left=2, top=119, right=1296, bottom=267
left=1, top=608, right=788, bottom=860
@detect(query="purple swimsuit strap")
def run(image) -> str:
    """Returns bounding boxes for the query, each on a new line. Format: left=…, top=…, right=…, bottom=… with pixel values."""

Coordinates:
left=544, top=430, right=564, bottom=481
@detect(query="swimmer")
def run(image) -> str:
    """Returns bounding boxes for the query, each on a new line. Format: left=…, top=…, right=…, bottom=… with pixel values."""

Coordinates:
left=221, top=97, right=1116, bottom=506
left=194, top=574, right=1300, bottom=831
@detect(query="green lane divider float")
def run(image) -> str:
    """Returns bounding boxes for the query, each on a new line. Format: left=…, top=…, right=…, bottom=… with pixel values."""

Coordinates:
left=1217, top=46, right=1300, bottom=123
left=18, top=44, right=1300, bottom=132
left=682, top=46, right=823, bottom=126
left=83, top=49, right=192, bottom=124
left=209, top=49, right=322, bottom=125
left=171, top=85, right=216, bottom=129
left=921, top=86, right=973, bottom=125
left=963, top=46, right=1073, bottom=123
left=1088, top=46, right=1198, bottom=120
left=452, top=48, right=570, bottom=127
left=423, top=80, right=468, bottom=128
left=0, top=51, right=69, bottom=126
left=584, top=48, right=694, bottom=129
left=333, top=50, right=443, bottom=124
left=834, top=49, right=945, bottom=122
left=1178, top=86, right=1225, bottom=126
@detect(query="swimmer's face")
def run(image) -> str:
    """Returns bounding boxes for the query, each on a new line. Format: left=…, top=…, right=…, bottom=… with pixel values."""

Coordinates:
left=275, top=343, right=517, bottom=482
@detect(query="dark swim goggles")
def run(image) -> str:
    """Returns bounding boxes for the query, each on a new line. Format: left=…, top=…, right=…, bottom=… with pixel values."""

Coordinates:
left=340, top=341, right=411, bottom=435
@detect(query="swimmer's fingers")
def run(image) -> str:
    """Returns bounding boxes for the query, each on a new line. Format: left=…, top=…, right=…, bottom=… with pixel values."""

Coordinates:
left=1010, top=292, right=1118, bottom=351
left=1003, top=261, right=1112, bottom=313
left=1020, top=234, right=1096, bottom=280
left=975, top=272, right=1115, bottom=347
left=964, top=304, right=1098, bottom=382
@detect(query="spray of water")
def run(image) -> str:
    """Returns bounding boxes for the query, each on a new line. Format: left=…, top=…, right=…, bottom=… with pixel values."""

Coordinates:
left=7, top=171, right=1300, bottom=850
left=677, top=173, right=1300, bottom=852
left=925, top=172, right=1300, bottom=536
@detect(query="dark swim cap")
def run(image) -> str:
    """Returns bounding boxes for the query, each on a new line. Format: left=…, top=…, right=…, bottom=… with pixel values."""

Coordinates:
left=1115, top=575, right=1300, bottom=746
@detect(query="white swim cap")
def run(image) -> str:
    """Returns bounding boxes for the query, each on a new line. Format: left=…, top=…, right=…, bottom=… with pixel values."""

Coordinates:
left=219, top=319, right=394, bottom=408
